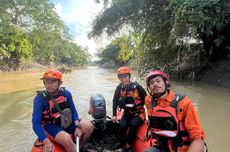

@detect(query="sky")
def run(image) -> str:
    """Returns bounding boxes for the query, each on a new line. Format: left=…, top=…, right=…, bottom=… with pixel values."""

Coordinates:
left=51, top=0, right=104, bottom=59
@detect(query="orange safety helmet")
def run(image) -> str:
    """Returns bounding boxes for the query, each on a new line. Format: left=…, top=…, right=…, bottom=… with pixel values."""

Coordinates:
left=41, top=69, right=62, bottom=81
left=117, top=66, right=132, bottom=75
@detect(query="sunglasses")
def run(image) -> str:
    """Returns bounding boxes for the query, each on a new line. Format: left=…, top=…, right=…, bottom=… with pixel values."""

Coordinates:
left=118, top=74, right=129, bottom=79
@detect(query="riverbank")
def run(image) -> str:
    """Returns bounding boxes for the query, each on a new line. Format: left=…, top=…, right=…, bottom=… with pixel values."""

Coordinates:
left=0, top=62, right=45, bottom=73
left=169, top=60, right=230, bottom=89
left=0, top=61, right=73, bottom=74
left=99, top=60, right=230, bottom=89
left=201, top=60, right=230, bottom=89
left=1, top=60, right=230, bottom=89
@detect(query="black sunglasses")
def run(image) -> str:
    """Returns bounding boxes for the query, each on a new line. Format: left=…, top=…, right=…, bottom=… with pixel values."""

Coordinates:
left=118, top=74, right=129, bottom=79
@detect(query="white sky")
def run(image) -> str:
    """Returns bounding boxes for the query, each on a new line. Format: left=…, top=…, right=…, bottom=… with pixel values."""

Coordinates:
left=52, top=0, right=105, bottom=59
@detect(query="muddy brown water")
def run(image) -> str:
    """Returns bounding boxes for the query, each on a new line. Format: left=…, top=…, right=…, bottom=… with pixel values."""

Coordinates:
left=0, top=66, right=229, bottom=151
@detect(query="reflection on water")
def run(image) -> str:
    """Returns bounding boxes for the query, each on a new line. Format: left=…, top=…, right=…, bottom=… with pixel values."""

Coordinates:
left=0, top=66, right=229, bottom=151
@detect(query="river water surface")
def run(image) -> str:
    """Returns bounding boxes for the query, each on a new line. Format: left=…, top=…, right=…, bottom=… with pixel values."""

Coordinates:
left=0, top=66, right=229, bottom=151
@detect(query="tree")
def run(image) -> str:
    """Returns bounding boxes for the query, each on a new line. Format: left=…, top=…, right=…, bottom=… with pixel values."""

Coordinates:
left=99, top=43, right=120, bottom=65
left=0, top=0, right=90, bottom=70
left=90, top=0, right=230, bottom=69
left=0, top=0, right=64, bottom=31
left=169, top=0, right=230, bottom=61
left=0, top=25, right=32, bottom=69
left=98, top=35, right=137, bottom=66
left=28, top=28, right=89, bottom=66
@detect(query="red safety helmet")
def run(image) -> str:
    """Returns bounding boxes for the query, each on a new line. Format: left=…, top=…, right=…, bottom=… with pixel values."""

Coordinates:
left=146, top=70, right=170, bottom=88
left=117, top=66, right=132, bottom=75
left=41, top=69, right=62, bottom=81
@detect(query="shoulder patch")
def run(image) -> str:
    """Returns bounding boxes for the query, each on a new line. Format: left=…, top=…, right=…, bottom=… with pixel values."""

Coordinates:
left=36, top=90, right=51, bottom=100
left=171, top=94, right=185, bottom=114
left=171, top=94, right=185, bottom=107
left=132, top=81, right=139, bottom=88
left=59, top=87, right=66, bottom=92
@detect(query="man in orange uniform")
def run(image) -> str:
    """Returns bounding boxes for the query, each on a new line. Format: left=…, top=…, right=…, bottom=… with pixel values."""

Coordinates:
left=111, top=66, right=147, bottom=151
left=144, top=70, right=205, bottom=152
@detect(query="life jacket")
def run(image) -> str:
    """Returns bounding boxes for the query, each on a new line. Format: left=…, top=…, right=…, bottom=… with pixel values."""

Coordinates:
left=145, top=94, right=190, bottom=151
left=37, top=87, right=70, bottom=124
left=118, top=82, right=144, bottom=115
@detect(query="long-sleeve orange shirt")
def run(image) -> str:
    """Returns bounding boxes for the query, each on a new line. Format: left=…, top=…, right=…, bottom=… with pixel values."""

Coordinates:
left=145, top=90, right=205, bottom=142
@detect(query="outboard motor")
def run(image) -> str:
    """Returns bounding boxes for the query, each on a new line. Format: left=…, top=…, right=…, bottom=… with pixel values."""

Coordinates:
left=89, top=93, right=107, bottom=131
left=84, top=93, right=120, bottom=151
left=89, top=93, right=106, bottom=119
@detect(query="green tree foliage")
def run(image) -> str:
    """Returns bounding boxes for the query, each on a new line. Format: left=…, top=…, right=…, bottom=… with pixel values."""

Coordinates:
left=99, top=41, right=120, bottom=65
left=0, top=0, right=64, bottom=30
left=169, top=0, right=230, bottom=61
left=0, top=0, right=89, bottom=70
left=28, top=28, right=89, bottom=66
left=0, top=25, right=32, bottom=69
left=113, top=35, right=133, bottom=61
left=90, top=0, right=230, bottom=69
left=99, top=35, right=135, bottom=66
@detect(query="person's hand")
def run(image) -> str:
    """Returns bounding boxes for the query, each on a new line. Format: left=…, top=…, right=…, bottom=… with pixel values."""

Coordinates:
left=111, top=116, right=118, bottom=123
left=74, top=127, right=83, bottom=139
left=43, top=138, right=53, bottom=152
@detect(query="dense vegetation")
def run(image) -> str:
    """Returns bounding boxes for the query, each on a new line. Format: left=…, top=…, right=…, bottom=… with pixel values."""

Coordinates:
left=90, top=0, right=230, bottom=78
left=0, top=0, right=90, bottom=71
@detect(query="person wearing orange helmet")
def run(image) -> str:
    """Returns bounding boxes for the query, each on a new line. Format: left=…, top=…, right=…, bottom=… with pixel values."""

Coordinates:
left=32, top=69, right=94, bottom=152
left=144, top=70, right=206, bottom=152
left=111, top=66, right=147, bottom=151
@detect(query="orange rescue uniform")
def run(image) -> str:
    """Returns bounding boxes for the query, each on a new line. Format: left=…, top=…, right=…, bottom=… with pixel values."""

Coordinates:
left=145, top=90, right=205, bottom=152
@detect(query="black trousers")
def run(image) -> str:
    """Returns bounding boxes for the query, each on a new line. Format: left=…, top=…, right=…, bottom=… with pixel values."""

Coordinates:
left=119, top=112, right=144, bottom=145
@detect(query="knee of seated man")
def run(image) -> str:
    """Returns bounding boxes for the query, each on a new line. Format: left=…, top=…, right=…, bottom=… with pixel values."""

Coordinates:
left=80, top=120, right=94, bottom=132
left=57, top=131, right=73, bottom=143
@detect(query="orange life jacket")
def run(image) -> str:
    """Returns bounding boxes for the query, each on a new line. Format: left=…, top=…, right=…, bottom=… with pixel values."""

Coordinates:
left=145, top=94, right=190, bottom=151
left=37, top=88, right=70, bottom=124
left=119, top=82, right=144, bottom=115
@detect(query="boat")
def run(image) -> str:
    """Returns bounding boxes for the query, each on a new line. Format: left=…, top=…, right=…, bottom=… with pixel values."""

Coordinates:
left=31, top=93, right=151, bottom=152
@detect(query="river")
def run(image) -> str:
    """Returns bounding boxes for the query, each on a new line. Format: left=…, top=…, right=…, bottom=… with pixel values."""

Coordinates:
left=0, top=66, right=229, bottom=151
